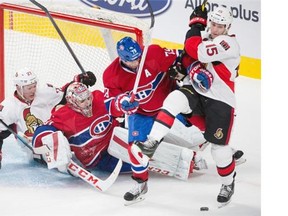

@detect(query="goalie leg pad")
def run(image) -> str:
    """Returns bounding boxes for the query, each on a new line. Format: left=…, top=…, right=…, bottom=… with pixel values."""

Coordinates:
left=108, top=127, right=197, bottom=180
left=41, top=131, right=72, bottom=171
left=150, top=141, right=195, bottom=180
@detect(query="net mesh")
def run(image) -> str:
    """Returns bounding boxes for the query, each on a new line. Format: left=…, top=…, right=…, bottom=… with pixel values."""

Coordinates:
left=1, top=2, right=150, bottom=97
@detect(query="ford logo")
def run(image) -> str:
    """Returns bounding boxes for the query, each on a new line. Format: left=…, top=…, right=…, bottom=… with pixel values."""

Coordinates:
left=80, top=0, right=171, bottom=17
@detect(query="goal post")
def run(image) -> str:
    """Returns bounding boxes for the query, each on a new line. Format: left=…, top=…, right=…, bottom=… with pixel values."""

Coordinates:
left=0, top=2, right=150, bottom=101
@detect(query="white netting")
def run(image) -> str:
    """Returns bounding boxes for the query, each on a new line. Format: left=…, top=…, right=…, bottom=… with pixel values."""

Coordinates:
left=17, top=1, right=151, bottom=44
left=1, top=1, right=151, bottom=98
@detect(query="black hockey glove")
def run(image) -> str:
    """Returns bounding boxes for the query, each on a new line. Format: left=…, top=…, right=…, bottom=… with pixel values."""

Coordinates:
left=168, top=63, right=187, bottom=81
left=189, top=5, right=207, bottom=28
left=74, top=71, right=97, bottom=87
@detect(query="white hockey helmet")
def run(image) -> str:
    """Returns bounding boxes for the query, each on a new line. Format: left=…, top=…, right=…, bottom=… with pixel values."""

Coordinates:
left=65, top=82, right=93, bottom=117
left=209, top=6, right=233, bottom=31
left=13, top=68, right=38, bottom=87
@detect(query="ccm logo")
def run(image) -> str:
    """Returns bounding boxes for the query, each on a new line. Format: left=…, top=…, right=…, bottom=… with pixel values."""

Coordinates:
left=68, top=163, right=100, bottom=188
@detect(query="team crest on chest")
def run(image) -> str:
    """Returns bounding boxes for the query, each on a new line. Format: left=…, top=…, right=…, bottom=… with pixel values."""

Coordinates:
left=135, top=72, right=165, bottom=104
left=89, top=114, right=112, bottom=138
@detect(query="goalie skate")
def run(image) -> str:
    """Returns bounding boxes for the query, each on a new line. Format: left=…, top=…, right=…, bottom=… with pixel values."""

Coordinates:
left=124, top=177, right=148, bottom=206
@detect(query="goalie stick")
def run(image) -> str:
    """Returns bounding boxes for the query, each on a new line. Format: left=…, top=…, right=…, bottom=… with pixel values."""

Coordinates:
left=130, top=0, right=155, bottom=101
left=29, top=0, right=87, bottom=76
left=0, top=119, right=122, bottom=192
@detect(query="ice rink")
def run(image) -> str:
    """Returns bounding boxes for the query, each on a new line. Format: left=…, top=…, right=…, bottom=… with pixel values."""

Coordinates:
left=0, top=76, right=261, bottom=216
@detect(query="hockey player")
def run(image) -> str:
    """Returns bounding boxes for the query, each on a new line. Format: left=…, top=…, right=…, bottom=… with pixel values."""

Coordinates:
left=102, top=36, right=210, bottom=204
left=126, top=6, right=241, bottom=206
left=32, top=82, right=132, bottom=173
left=32, top=82, right=204, bottom=181
left=0, top=68, right=96, bottom=169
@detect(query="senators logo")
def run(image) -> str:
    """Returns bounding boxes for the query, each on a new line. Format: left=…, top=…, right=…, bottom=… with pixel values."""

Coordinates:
left=23, top=108, right=43, bottom=137
left=214, top=128, right=224, bottom=140
left=89, top=114, right=112, bottom=138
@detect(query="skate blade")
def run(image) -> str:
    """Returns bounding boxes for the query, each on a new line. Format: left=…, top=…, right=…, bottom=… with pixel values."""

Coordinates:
left=218, top=199, right=232, bottom=209
left=124, top=195, right=146, bottom=206
left=236, top=158, right=247, bottom=166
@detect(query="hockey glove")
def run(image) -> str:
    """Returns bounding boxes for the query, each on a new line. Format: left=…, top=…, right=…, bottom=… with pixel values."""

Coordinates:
left=187, top=61, right=213, bottom=92
left=168, top=63, right=187, bottom=81
left=115, top=94, right=139, bottom=115
left=189, top=5, right=207, bottom=27
left=74, top=71, right=97, bottom=87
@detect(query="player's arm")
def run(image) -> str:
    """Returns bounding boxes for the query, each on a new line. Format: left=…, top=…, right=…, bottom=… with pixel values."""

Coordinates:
left=167, top=49, right=200, bottom=82
left=197, top=36, right=240, bottom=63
left=0, top=124, right=13, bottom=150
left=104, top=88, right=139, bottom=117
left=184, top=5, right=208, bottom=60
left=56, top=71, right=97, bottom=106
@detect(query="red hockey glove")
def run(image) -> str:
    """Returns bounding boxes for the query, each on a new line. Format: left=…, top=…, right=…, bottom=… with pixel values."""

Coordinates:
left=115, top=94, right=139, bottom=115
left=187, top=61, right=213, bottom=92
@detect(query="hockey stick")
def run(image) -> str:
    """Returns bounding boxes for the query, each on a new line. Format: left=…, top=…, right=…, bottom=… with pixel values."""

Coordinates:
left=0, top=119, right=122, bottom=192
left=0, top=119, right=47, bottom=154
left=202, top=0, right=208, bottom=11
left=29, top=0, right=86, bottom=75
left=130, top=0, right=155, bottom=101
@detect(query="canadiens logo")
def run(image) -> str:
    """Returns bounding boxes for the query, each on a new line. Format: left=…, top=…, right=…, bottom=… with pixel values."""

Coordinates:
left=134, top=72, right=165, bottom=104
left=132, top=130, right=139, bottom=137
left=214, top=128, right=224, bottom=140
left=89, top=114, right=112, bottom=138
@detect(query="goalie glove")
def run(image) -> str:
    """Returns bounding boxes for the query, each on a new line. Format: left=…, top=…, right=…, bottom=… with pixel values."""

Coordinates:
left=187, top=61, right=213, bottom=92
left=115, top=94, right=139, bottom=115
left=74, top=71, right=97, bottom=87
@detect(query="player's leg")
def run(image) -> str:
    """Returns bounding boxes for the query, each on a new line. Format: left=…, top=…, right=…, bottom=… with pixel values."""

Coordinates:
left=124, top=114, right=154, bottom=204
left=0, top=127, right=12, bottom=169
left=204, top=99, right=236, bottom=206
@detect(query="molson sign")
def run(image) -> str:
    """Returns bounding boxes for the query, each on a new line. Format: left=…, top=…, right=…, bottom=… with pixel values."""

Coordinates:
left=80, top=0, right=171, bottom=17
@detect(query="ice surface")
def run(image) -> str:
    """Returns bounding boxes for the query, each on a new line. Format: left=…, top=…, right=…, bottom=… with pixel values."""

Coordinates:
left=0, top=76, right=261, bottom=216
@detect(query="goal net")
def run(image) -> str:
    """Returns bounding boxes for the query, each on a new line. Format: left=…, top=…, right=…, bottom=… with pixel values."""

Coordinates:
left=0, top=2, right=150, bottom=101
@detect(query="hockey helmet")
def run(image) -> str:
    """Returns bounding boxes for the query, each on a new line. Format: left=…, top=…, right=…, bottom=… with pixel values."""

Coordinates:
left=117, top=36, right=142, bottom=62
left=65, top=82, right=93, bottom=117
left=13, top=68, right=38, bottom=87
left=209, top=6, right=233, bottom=31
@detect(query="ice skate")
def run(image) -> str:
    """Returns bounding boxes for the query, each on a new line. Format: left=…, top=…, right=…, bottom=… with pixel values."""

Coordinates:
left=134, top=138, right=159, bottom=158
left=233, top=149, right=246, bottom=166
left=217, top=172, right=236, bottom=208
left=124, top=177, right=148, bottom=206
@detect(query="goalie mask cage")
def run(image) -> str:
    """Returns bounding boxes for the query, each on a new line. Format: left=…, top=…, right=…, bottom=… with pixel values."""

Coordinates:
left=0, top=2, right=150, bottom=101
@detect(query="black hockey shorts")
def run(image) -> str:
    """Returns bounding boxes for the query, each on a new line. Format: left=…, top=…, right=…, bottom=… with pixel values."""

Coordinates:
left=179, top=85, right=235, bottom=145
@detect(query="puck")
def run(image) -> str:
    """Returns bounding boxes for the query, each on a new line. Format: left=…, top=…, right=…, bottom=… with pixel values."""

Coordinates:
left=200, top=207, right=209, bottom=211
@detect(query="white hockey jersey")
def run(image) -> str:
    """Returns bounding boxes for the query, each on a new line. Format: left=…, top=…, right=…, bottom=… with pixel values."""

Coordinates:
left=0, top=84, right=63, bottom=139
left=184, top=31, right=241, bottom=108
